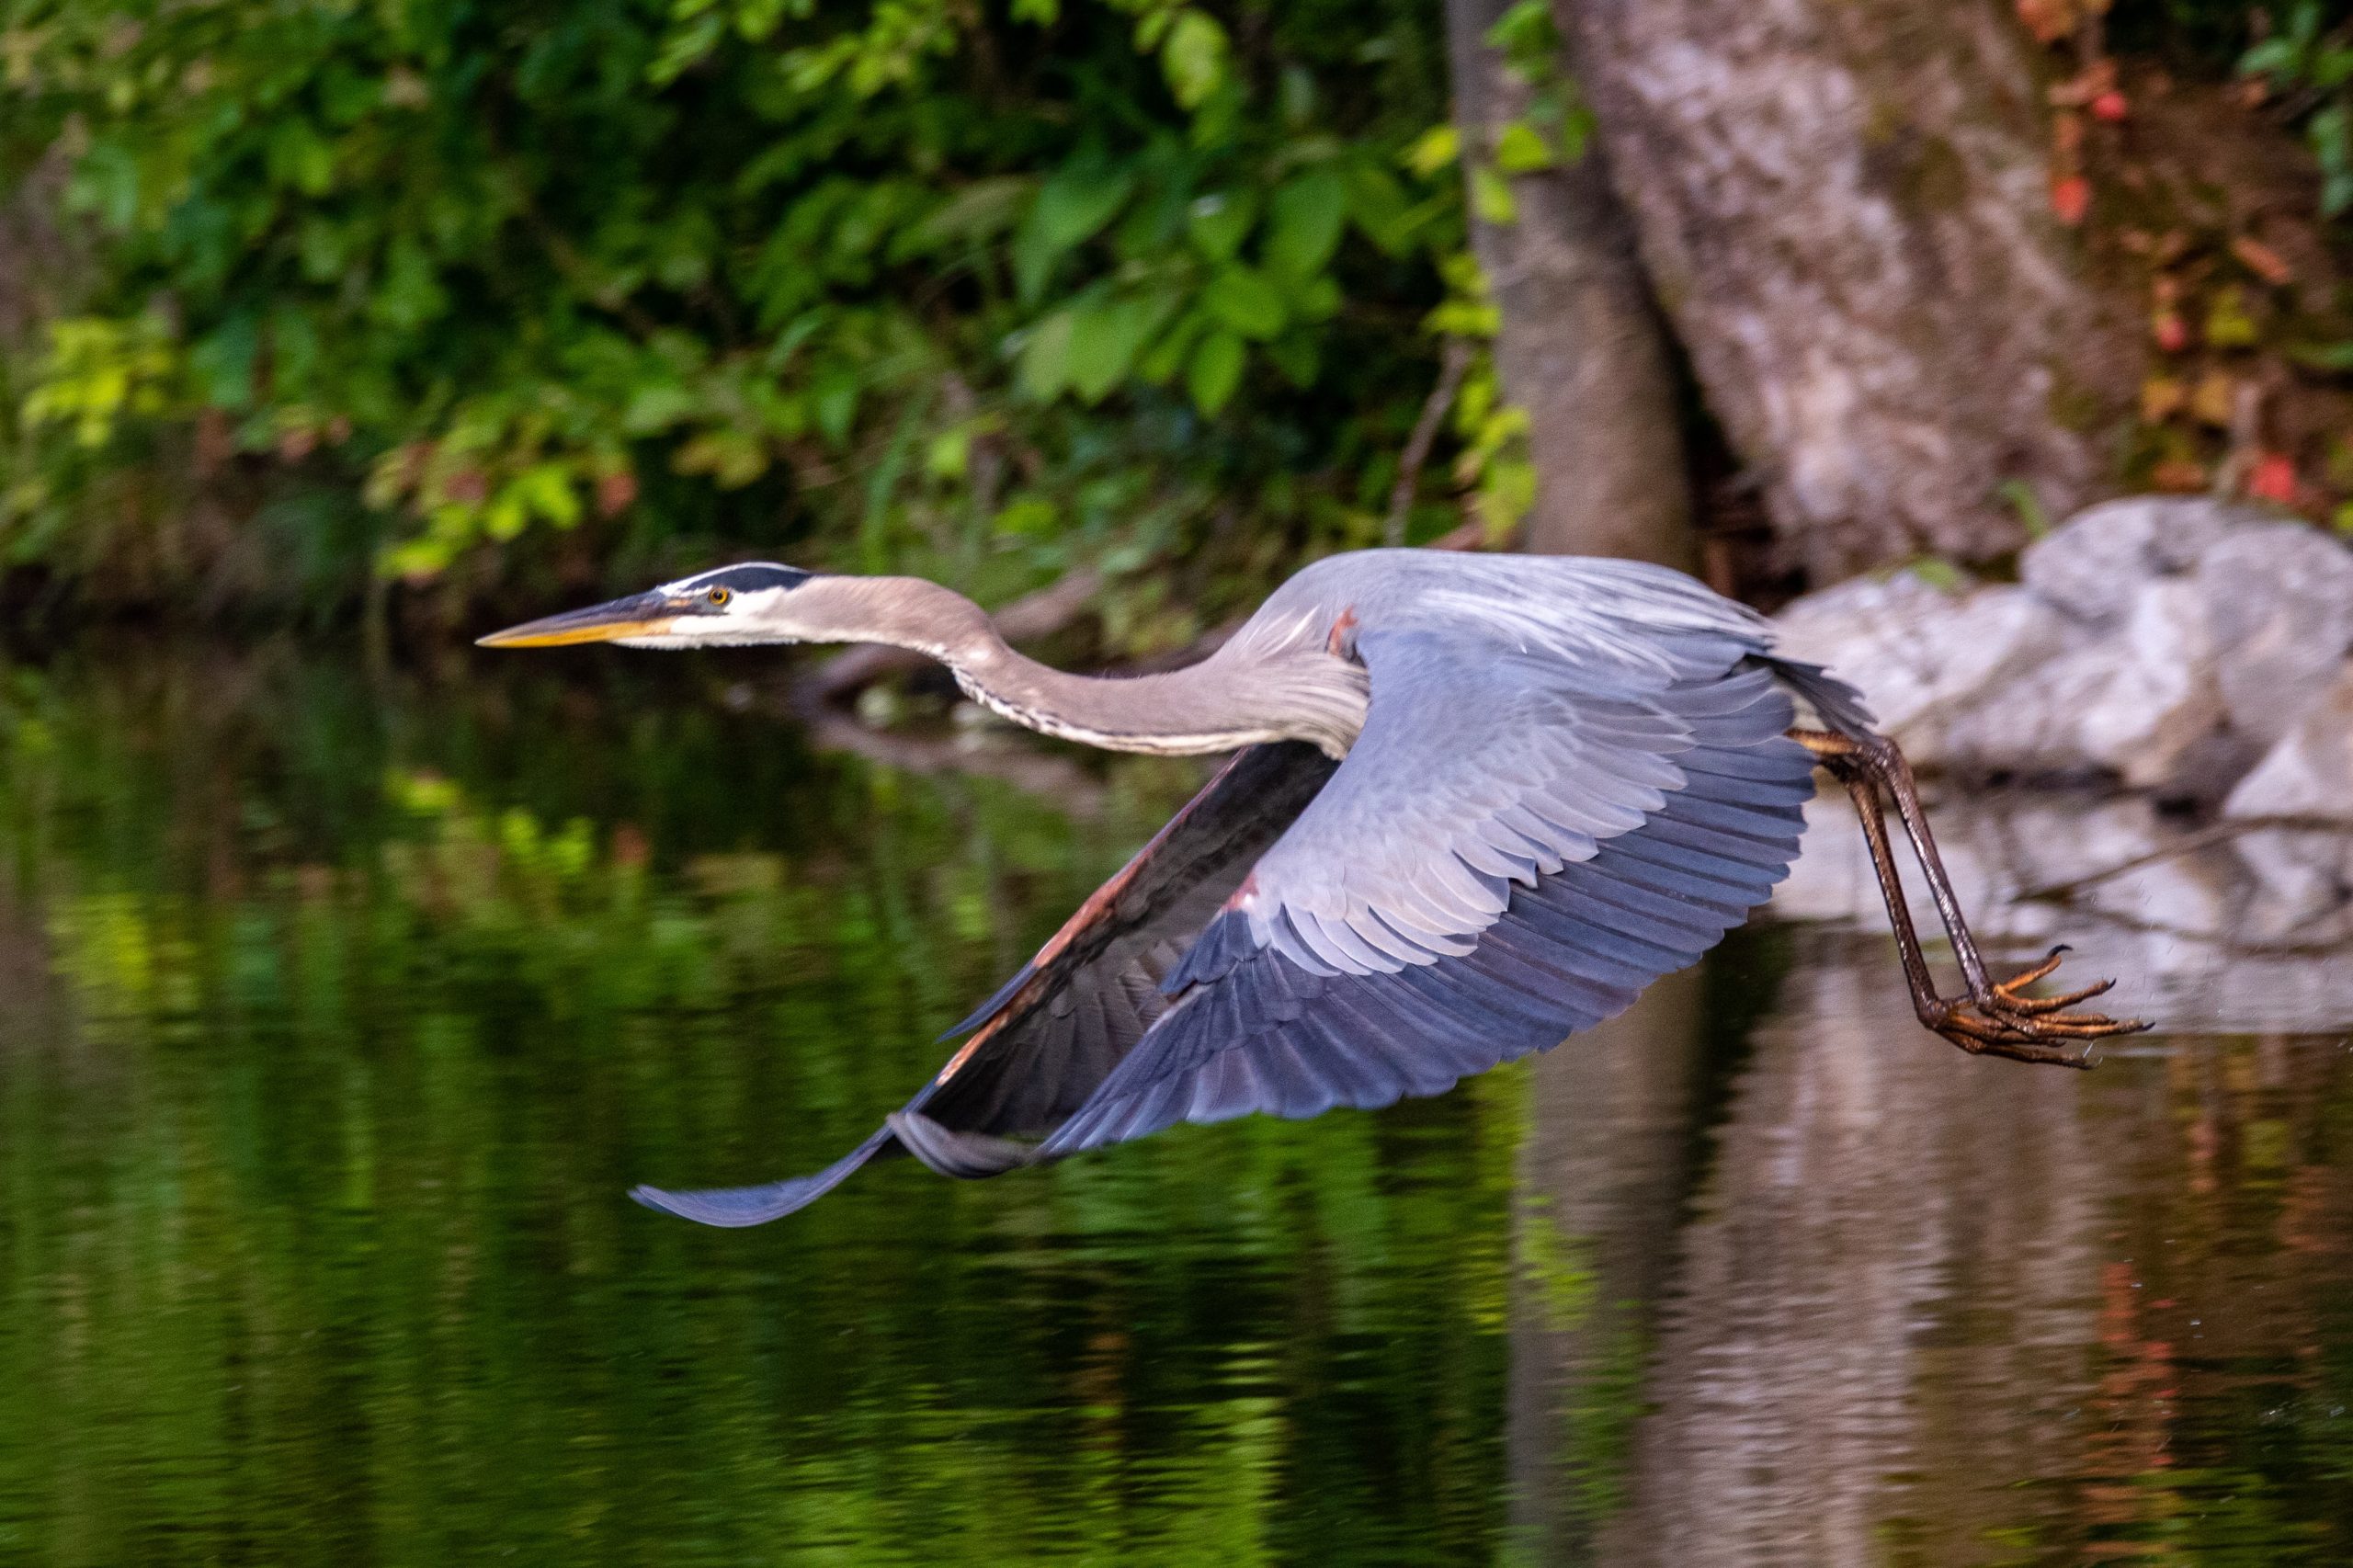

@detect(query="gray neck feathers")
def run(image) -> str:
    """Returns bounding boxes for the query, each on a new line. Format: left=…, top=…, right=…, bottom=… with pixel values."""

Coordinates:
left=809, top=577, right=1367, bottom=758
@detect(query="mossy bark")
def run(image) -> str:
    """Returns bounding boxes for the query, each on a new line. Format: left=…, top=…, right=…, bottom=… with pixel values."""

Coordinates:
left=1560, top=0, right=2140, bottom=581
left=1448, top=0, right=1696, bottom=569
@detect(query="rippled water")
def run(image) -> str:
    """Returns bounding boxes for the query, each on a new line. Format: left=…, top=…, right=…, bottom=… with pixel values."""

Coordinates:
left=3, top=644, right=2351, bottom=1566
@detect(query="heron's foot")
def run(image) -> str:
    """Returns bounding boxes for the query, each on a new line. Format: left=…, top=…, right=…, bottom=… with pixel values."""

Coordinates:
left=1918, top=947, right=2152, bottom=1068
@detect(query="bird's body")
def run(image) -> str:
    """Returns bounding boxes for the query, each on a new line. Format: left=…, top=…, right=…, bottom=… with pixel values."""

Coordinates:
left=482, top=549, right=2144, bottom=1226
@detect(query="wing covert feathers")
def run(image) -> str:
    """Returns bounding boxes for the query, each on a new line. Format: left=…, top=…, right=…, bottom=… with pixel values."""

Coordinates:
left=1040, top=687, right=1812, bottom=1159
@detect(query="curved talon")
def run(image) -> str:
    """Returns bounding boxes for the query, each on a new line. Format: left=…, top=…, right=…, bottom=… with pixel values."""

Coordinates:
left=1922, top=950, right=2149, bottom=1067
left=1992, top=948, right=2070, bottom=996
left=1932, top=1023, right=2097, bottom=1068
left=2005, top=977, right=2117, bottom=1015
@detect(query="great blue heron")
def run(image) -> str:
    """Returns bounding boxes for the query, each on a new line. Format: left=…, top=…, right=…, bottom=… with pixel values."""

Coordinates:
left=481, top=551, right=2146, bottom=1226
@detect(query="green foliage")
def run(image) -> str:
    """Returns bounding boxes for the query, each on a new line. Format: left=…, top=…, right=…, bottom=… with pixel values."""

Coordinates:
left=2244, top=2, right=2353, bottom=215
left=0, top=0, right=1476, bottom=611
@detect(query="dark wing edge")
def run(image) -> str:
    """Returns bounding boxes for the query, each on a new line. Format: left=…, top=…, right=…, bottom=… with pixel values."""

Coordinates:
left=628, top=741, right=1339, bottom=1226
left=1766, top=655, right=1877, bottom=739
left=1037, top=666, right=1815, bottom=1159
left=631, top=1123, right=903, bottom=1227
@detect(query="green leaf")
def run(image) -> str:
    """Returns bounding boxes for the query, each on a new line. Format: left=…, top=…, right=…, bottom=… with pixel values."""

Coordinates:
left=811, top=365, right=860, bottom=445
left=1494, top=121, right=1554, bottom=175
left=1017, top=311, right=1076, bottom=401
left=1471, top=165, right=1518, bottom=226
left=1263, top=333, right=1320, bottom=388
left=1013, top=162, right=1138, bottom=301
left=369, top=238, right=449, bottom=332
left=1344, top=163, right=1416, bottom=256
left=1267, top=172, right=1347, bottom=279
left=1203, top=267, right=1288, bottom=340
left=513, top=461, right=584, bottom=528
left=623, top=384, right=699, bottom=435
left=995, top=496, right=1060, bottom=536
left=901, top=176, right=1032, bottom=257
left=1188, top=190, right=1259, bottom=265
left=265, top=120, right=335, bottom=197
left=1995, top=478, right=2051, bottom=539
left=1066, top=299, right=1149, bottom=403
left=2204, top=284, right=2260, bottom=349
left=2287, top=340, right=2353, bottom=372
left=1292, top=273, right=1343, bottom=323
left=188, top=316, right=259, bottom=411
left=1404, top=124, right=1460, bottom=177
left=2241, top=37, right=2297, bottom=77
left=1137, top=310, right=1206, bottom=383
left=1188, top=330, right=1245, bottom=414
left=1161, top=11, right=1230, bottom=111
left=1483, top=0, right=1559, bottom=68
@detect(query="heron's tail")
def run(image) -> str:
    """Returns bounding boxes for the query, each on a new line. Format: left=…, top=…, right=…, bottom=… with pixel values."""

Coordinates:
left=1760, top=656, right=1877, bottom=740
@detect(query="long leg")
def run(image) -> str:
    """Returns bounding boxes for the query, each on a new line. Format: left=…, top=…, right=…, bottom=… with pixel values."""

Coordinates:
left=1792, top=728, right=2150, bottom=1067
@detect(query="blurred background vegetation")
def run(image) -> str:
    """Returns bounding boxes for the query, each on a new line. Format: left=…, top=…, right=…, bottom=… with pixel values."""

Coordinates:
left=0, top=0, right=2343, bottom=644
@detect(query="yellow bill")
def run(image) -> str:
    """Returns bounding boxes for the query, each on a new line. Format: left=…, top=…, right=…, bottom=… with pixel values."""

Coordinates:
left=475, top=592, right=676, bottom=648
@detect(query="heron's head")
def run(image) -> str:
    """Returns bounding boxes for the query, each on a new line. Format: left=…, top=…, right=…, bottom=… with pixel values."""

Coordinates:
left=476, top=563, right=837, bottom=650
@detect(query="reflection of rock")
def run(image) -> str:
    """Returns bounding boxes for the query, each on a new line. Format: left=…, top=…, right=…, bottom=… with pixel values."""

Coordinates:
left=2224, top=670, right=2353, bottom=928
left=1509, top=937, right=2353, bottom=1565
left=1771, top=781, right=2353, bottom=1029
left=1771, top=498, right=2353, bottom=801
left=1596, top=944, right=2105, bottom=1566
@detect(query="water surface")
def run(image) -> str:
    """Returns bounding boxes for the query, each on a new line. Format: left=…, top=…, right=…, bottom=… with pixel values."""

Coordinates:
left=2, top=644, right=2350, bottom=1565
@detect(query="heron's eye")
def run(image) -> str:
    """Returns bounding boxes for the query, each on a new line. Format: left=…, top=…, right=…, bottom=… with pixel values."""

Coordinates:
left=707, top=586, right=731, bottom=607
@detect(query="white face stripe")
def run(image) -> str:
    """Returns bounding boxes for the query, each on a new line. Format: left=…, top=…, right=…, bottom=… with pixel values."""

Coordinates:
left=622, top=584, right=799, bottom=644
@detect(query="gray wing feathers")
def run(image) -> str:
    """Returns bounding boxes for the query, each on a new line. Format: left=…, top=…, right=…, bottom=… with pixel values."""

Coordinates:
left=1239, top=630, right=1784, bottom=979
left=1041, top=673, right=1814, bottom=1159
left=1238, top=550, right=1772, bottom=687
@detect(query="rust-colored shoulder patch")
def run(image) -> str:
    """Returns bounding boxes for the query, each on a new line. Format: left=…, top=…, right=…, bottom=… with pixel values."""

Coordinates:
left=1325, top=606, right=1359, bottom=658
left=933, top=746, right=1262, bottom=1084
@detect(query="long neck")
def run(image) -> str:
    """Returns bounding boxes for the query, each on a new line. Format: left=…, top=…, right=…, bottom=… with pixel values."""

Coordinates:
left=817, top=577, right=1366, bottom=758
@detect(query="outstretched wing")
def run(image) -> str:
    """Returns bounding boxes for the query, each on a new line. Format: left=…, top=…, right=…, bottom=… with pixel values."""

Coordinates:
left=629, top=741, right=1338, bottom=1226
left=1020, top=631, right=1815, bottom=1159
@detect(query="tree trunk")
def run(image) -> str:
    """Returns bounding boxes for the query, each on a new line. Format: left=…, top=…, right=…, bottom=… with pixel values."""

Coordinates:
left=1560, top=0, right=2139, bottom=582
left=1447, top=0, right=1695, bottom=570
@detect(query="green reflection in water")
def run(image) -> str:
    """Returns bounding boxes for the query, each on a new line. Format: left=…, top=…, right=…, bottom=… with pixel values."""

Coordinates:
left=0, top=647, right=1518, bottom=1566
left=12, top=648, right=2353, bottom=1567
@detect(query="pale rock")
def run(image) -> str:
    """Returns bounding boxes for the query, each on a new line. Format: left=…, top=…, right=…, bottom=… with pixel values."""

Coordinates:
left=1938, top=576, right=2220, bottom=785
left=2018, top=495, right=2244, bottom=626
left=2072, top=578, right=2224, bottom=788
left=2196, top=524, right=2353, bottom=749
left=1771, top=573, right=2076, bottom=763
left=1771, top=498, right=2353, bottom=799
